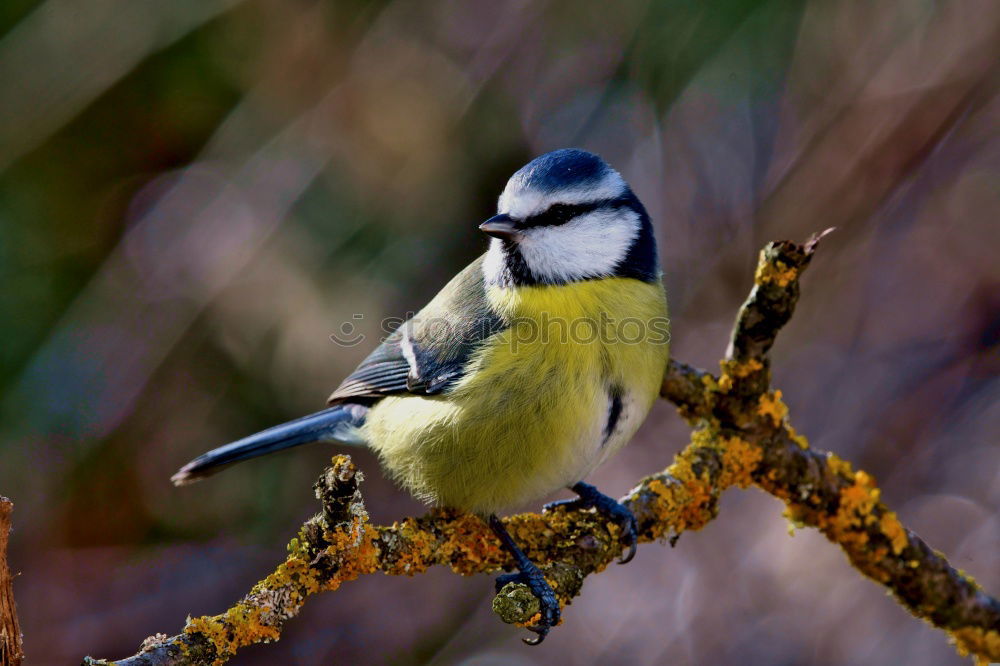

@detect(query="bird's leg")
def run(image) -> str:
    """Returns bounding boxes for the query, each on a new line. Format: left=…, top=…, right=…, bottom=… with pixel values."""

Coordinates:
left=488, top=514, right=561, bottom=645
left=544, top=481, right=639, bottom=564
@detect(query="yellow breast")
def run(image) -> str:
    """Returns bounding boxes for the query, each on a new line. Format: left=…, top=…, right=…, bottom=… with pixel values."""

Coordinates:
left=363, top=277, right=669, bottom=515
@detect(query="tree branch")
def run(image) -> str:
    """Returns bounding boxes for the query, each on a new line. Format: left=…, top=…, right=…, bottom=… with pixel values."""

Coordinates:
left=84, top=232, right=1000, bottom=665
left=1, top=498, right=24, bottom=666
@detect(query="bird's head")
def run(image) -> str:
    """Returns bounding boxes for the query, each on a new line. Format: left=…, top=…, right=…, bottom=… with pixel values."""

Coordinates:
left=480, top=149, right=658, bottom=287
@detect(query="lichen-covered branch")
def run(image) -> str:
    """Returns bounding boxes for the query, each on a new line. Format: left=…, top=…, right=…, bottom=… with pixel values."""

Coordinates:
left=1, top=497, right=24, bottom=666
left=84, top=233, right=1000, bottom=666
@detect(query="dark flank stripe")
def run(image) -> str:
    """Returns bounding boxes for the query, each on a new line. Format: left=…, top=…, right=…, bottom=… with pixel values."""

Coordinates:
left=603, top=386, right=624, bottom=444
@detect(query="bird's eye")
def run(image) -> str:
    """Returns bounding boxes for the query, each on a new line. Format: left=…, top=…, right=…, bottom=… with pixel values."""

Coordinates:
left=524, top=202, right=592, bottom=228
left=546, top=203, right=576, bottom=224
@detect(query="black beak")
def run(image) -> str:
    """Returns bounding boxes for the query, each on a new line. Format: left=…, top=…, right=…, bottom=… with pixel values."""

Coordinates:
left=479, top=214, right=520, bottom=240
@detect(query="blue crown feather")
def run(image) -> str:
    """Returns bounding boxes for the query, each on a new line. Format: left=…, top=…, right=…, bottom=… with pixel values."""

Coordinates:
left=511, top=149, right=611, bottom=194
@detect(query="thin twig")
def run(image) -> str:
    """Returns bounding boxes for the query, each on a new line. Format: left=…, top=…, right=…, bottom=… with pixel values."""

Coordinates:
left=1, top=498, right=24, bottom=666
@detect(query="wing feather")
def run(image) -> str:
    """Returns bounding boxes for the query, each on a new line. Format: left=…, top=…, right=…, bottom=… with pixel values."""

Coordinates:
left=328, top=255, right=507, bottom=405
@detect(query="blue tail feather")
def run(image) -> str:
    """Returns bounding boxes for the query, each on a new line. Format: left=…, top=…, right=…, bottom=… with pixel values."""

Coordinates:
left=171, top=404, right=368, bottom=485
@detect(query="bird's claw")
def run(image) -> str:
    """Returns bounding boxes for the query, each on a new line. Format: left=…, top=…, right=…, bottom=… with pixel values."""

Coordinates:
left=494, top=566, right=560, bottom=645
left=522, top=626, right=549, bottom=645
left=544, top=483, right=639, bottom=564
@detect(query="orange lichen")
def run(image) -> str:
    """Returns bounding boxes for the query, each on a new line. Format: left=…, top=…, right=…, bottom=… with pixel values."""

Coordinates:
left=786, top=423, right=810, bottom=450
left=782, top=465, right=921, bottom=587
left=879, top=512, right=908, bottom=556
left=757, top=390, right=788, bottom=426
left=829, top=471, right=880, bottom=546
left=754, top=258, right=798, bottom=287
left=517, top=611, right=544, bottom=629
left=676, top=479, right=715, bottom=531
left=182, top=555, right=313, bottom=663
left=183, top=616, right=231, bottom=665
left=181, top=507, right=379, bottom=663
left=782, top=502, right=811, bottom=528
left=639, top=428, right=759, bottom=532
left=634, top=472, right=714, bottom=539
left=725, top=358, right=764, bottom=377
left=640, top=477, right=681, bottom=540
left=717, top=436, right=763, bottom=489
left=783, top=505, right=808, bottom=535
left=700, top=373, right=719, bottom=391
left=826, top=452, right=855, bottom=480
left=446, top=512, right=507, bottom=575
left=949, top=626, right=1000, bottom=663
left=324, top=519, right=378, bottom=580
left=717, top=358, right=764, bottom=392
left=219, top=603, right=281, bottom=645
left=379, top=517, right=438, bottom=576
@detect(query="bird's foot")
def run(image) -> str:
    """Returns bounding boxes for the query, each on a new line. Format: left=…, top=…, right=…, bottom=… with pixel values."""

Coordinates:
left=494, top=564, right=561, bottom=645
left=544, top=481, right=638, bottom=564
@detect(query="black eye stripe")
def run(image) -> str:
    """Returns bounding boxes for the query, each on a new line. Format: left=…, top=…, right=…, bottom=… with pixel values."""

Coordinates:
left=520, top=198, right=624, bottom=228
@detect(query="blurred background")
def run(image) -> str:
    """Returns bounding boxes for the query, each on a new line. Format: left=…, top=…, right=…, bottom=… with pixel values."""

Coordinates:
left=0, top=0, right=997, bottom=663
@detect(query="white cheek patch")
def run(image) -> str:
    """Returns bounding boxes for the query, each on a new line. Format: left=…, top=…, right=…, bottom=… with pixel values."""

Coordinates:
left=482, top=238, right=507, bottom=285
left=497, top=170, right=627, bottom=219
left=516, top=208, right=641, bottom=283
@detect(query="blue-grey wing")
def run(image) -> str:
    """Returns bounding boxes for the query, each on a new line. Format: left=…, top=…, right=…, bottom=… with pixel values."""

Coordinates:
left=328, top=255, right=507, bottom=404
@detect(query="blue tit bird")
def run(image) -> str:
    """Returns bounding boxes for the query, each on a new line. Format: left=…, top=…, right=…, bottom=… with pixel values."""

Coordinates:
left=172, top=148, right=670, bottom=644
